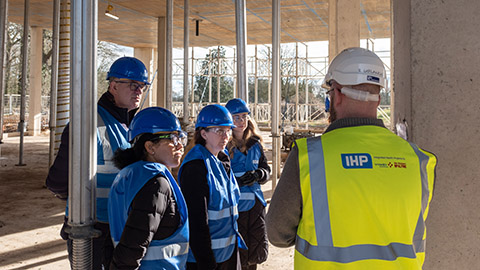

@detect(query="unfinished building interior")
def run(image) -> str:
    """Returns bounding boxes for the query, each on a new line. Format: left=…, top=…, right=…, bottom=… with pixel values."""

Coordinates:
left=0, top=0, right=479, bottom=269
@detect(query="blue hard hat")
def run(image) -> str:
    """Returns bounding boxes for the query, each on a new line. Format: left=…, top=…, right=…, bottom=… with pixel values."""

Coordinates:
left=128, top=107, right=182, bottom=141
left=225, top=98, right=250, bottom=115
left=195, top=104, right=235, bottom=129
left=107, top=57, right=150, bottom=84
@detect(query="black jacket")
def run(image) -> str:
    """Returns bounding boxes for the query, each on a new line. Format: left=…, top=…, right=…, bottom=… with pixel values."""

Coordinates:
left=179, top=151, right=232, bottom=270
left=109, top=174, right=181, bottom=270
left=45, top=91, right=137, bottom=198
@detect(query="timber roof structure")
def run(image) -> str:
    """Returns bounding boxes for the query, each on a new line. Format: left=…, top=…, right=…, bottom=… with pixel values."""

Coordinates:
left=7, top=0, right=390, bottom=48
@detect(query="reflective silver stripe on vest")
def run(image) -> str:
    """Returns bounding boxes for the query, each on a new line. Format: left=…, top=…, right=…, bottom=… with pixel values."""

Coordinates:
left=409, top=142, right=431, bottom=253
left=208, top=206, right=238, bottom=220
left=96, top=187, right=110, bottom=199
left=211, top=235, right=236, bottom=249
left=143, top=242, right=189, bottom=261
left=295, top=239, right=416, bottom=263
left=240, top=192, right=255, bottom=201
left=296, top=137, right=429, bottom=263
left=97, top=161, right=119, bottom=174
left=307, top=139, right=333, bottom=246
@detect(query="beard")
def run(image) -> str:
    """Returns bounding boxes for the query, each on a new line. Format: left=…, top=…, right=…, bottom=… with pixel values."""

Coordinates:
left=328, top=94, right=337, bottom=123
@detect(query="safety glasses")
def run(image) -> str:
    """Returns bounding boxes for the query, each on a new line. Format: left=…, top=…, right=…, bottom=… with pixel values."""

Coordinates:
left=207, top=127, right=232, bottom=137
left=115, top=80, right=147, bottom=92
left=154, top=131, right=188, bottom=147
left=232, top=114, right=249, bottom=122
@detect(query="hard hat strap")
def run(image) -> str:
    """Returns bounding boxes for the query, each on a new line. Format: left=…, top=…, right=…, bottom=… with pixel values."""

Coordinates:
left=340, top=87, right=379, bottom=102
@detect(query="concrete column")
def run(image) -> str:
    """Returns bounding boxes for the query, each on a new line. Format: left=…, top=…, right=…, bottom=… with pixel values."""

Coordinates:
left=134, top=47, right=156, bottom=109
left=328, top=0, right=360, bottom=61
left=28, top=26, right=43, bottom=136
left=157, top=17, right=166, bottom=108
left=393, top=1, right=480, bottom=269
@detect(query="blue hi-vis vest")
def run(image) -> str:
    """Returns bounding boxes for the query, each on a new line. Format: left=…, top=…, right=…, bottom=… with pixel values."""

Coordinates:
left=179, top=144, right=246, bottom=263
left=109, top=161, right=189, bottom=270
left=230, top=143, right=266, bottom=212
left=294, top=125, right=436, bottom=270
left=65, top=105, right=130, bottom=222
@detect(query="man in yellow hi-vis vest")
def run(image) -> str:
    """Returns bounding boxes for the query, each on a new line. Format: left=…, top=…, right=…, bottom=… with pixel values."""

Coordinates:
left=266, top=47, right=437, bottom=270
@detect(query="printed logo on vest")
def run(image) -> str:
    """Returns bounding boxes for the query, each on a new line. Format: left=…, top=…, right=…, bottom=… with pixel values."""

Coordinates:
left=341, top=153, right=373, bottom=169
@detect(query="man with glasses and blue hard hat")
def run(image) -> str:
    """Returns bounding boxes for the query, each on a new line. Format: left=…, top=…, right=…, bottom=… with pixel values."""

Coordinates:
left=266, top=47, right=437, bottom=269
left=45, top=56, right=150, bottom=269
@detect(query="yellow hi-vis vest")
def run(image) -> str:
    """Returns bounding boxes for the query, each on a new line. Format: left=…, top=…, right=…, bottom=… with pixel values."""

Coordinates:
left=294, top=125, right=436, bottom=270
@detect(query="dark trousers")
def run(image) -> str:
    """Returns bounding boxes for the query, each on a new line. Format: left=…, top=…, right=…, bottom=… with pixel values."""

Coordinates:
left=61, top=218, right=111, bottom=270
left=237, top=198, right=268, bottom=268
left=241, top=265, right=257, bottom=270
left=186, top=245, right=241, bottom=270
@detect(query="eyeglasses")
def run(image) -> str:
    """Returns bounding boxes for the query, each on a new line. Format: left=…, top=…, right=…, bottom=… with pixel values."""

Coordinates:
left=232, top=114, right=249, bottom=122
left=207, top=127, right=232, bottom=137
left=115, top=80, right=147, bottom=92
left=154, top=131, right=188, bottom=147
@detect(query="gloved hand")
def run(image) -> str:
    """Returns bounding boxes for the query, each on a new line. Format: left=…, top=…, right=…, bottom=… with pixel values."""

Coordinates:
left=236, top=170, right=259, bottom=186
left=256, top=169, right=269, bottom=185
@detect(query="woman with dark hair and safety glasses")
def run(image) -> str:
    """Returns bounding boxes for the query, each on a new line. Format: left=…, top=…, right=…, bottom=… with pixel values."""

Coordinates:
left=107, top=107, right=189, bottom=270
left=178, top=104, right=246, bottom=270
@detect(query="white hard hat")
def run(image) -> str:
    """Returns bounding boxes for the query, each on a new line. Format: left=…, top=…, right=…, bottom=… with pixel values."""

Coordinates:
left=322, top=47, right=387, bottom=89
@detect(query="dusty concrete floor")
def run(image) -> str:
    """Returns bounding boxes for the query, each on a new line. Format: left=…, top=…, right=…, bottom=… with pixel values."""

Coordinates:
left=0, top=133, right=294, bottom=269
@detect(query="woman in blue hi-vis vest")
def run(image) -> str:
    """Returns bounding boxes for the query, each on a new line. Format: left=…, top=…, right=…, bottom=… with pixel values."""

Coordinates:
left=179, top=104, right=246, bottom=270
left=107, top=107, right=189, bottom=270
left=225, top=98, right=270, bottom=270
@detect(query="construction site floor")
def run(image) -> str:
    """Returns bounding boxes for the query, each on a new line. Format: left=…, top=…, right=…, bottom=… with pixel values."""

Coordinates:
left=0, top=133, right=294, bottom=269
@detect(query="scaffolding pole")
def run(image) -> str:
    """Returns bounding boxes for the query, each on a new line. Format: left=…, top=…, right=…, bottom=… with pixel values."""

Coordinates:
left=17, top=0, right=30, bottom=166
left=68, top=0, right=99, bottom=268
left=48, top=0, right=60, bottom=166
left=271, top=0, right=281, bottom=190
left=0, top=0, right=7, bottom=144
left=166, top=0, right=173, bottom=110
left=235, top=0, right=247, bottom=101
left=183, top=0, right=189, bottom=124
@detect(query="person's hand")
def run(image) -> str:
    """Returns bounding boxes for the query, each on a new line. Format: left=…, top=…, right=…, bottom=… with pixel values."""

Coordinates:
left=237, top=171, right=257, bottom=186
left=256, top=169, right=268, bottom=184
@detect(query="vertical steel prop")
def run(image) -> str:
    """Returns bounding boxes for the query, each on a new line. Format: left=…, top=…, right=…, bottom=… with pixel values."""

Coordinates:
left=165, top=0, right=173, bottom=111
left=235, top=0, right=247, bottom=101
left=183, top=0, right=190, bottom=124
left=68, top=0, right=99, bottom=268
left=0, top=0, right=8, bottom=144
left=17, top=0, right=29, bottom=166
left=48, top=0, right=60, bottom=166
left=271, top=0, right=281, bottom=189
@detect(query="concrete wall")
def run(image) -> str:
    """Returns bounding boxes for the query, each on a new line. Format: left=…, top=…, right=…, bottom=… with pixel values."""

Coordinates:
left=28, top=27, right=43, bottom=136
left=393, top=0, right=480, bottom=268
left=328, top=0, right=360, bottom=61
left=134, top=47, right=157, bottom=108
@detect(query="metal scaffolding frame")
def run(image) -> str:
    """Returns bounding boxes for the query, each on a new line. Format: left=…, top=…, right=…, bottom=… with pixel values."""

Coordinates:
left=171, top=42, right=331, bottom=128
